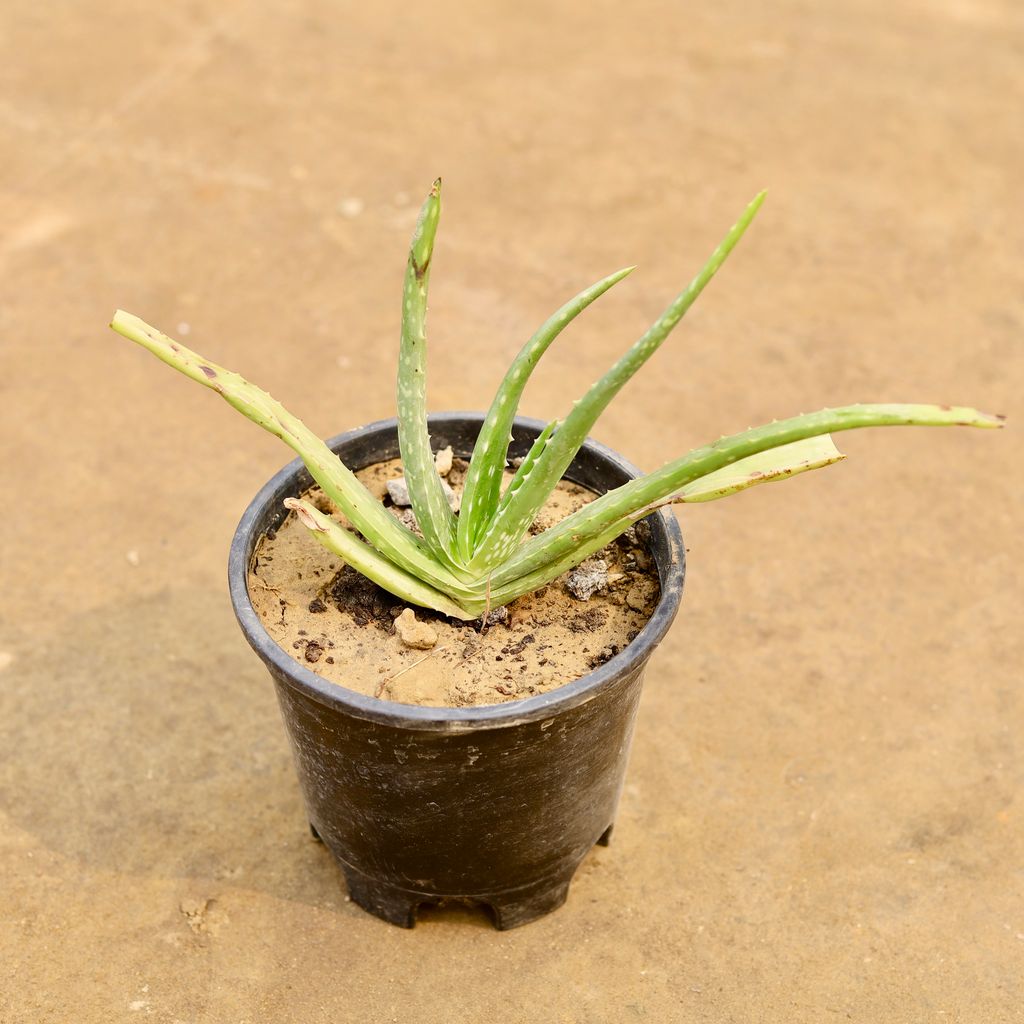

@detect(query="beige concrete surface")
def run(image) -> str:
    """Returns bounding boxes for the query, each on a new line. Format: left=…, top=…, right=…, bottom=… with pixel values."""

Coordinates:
left=1, top=1, right=1022, bottom=1021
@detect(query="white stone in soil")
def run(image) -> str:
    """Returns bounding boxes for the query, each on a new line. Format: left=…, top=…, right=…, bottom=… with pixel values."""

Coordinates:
left=394, top=608, right=438, bottom=650
left=387, top=477, right=412, bottom=506
left=434, top=445, right=454, bottom=477
left=564, top=558, right=610, bottom=601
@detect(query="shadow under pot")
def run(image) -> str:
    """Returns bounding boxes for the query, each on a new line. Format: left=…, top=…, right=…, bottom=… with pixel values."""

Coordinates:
left=229, top=413, right=686, bottom=929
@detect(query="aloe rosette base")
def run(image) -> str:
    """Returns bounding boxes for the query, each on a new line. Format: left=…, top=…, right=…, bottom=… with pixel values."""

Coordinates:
left=110, top=182, right=1003, bottom=620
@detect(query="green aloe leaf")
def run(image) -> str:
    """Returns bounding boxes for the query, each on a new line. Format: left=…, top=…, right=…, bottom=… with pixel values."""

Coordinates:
left=396, top=179, right=461, bottom=565
left=486, top=437, right=842, bottom=605
left=456, top=266, right=635, bottom=560
left=468, top=191, right=767, bottom=573
left=488, top=403, right=1004, bottom=590
left=284, top=498, right=481, bottom=619
left=111, top=182, right=1004, bottom=630
left=491, top=417, right=558, bottom=512
left=670, top=433, right=845, bottom=503
left=110, top=311, right=477, bottom=598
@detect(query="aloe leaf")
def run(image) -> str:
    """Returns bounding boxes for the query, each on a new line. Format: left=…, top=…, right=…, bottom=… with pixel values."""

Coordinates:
left=456, top=266, right=636, bottom=560
left=284, top=499, right=481, bottom=620
left=492, top=416, right=558, bottom=507
left=489, top=403, right=1004, bottom=589
left=110, top=310, right=476, bottom=597
left=487, top=437, right=844, bottom=604
left=484, top=438, right=842, bottom=605
left=485, top=518, right=639, bottom=608
left=468, top=192, right=767, bottom=573
left=671, top=434, right=845, bottom=503
left=397, top=179, right=460, bottom=565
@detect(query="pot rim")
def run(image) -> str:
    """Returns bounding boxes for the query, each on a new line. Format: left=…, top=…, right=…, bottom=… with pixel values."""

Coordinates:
left=229, top=412, right=685, bottom=731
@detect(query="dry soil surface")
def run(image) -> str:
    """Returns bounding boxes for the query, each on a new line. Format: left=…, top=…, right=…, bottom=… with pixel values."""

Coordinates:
left=248, top=461, right=659, bottom=706
left=1, top=2, right=1022, bottom=1022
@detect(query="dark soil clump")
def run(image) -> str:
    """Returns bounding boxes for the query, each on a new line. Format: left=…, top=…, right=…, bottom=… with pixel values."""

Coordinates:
left=328, top=566, right=405, bottom=629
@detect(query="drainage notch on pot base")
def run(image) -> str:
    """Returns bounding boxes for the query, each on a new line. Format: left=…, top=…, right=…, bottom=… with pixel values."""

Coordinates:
left=312, top=766, right=615, bottom=928
left=229, top=414, right=685, bottom=930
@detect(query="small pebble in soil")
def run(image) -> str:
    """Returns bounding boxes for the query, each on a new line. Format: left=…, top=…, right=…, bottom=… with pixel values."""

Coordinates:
left=386, top=475, right=460, bottom=512
left=386, top=477, right=412, bottom=506
left=389, top=506, right=421, bottom=535
left=479, top=606, right=509, bottom=629
left=565, top=558, right=610, bottom=601
left=394, top=608, right=439, bottom=650
left=434, top=446, right=454, bottom=477
left=304, top=641, right=324, bottom=663
left=625, top=586, right=647, bottom=612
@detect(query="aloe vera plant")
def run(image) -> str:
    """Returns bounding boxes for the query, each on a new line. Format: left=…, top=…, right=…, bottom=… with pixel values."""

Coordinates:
left=110, top=181, right=1003, bottom=621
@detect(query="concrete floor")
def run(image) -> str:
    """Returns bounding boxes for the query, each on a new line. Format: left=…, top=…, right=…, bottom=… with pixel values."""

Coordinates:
left=2, top=1, right=1022, bottom=1020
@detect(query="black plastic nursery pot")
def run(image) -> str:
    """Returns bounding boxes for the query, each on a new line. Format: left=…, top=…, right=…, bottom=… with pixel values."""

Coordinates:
left=229, top=413, right=686, bottom=929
